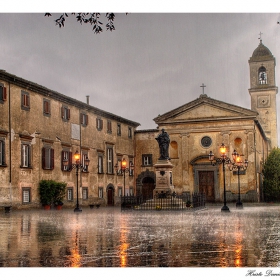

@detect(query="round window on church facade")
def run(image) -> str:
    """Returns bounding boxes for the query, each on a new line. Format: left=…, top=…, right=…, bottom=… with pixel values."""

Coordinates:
left=201, top=136, right=212, bottom=148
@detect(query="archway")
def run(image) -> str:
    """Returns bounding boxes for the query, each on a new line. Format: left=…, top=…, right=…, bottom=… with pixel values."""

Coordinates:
left=106, top=184, right=115, bottom=206
left=142, top=177, right=155, bottom=199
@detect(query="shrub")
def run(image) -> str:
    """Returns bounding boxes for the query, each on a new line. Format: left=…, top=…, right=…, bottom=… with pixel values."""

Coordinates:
left=39, top=180, right=66, bottom=206
left=263, top=148, right=280, bottom=202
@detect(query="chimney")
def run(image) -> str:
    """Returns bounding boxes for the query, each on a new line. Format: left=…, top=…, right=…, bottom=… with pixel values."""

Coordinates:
left=86, top=95, right=89, bottom=105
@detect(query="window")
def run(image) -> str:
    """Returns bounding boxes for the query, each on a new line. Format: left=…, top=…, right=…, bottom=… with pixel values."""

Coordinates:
left=107, top=120, right=112, bottom=133
left=116, top=158, right=122, bottom=175
left=118, top=187, right=122, bottom=197
left=42, top=146, right=54, bottom=170
left=61, top=150, right=72, bottom=171
left=98, top=154, right=104, bottom=174
left=96, top=118, right=103, bottom=131
left=98, top=187, right=103, bottom=198
left=129, top=160, right=134, bottom=176
left=21, top=143, right=31, bottom=168
left=82, top=151, right=89, bottom=172
left=67, top=188, right=73, bottom=201
left=0, top=83, right=7, bottom=103
left=80, top=113, right=88, bottom=126
left=117, top=124, right=121, bottom=136
left=201, top=136, right=212, bottom=148
left=107, top=147, right=113, bottom=174
left=129, top=187, right=134, bottom=196
left=21, top=91, right=30, bottom=110
left=82, top=188, right=88, bottom=200
left=128, top=127, right=132, bottom=138
left=61, top=105, right=70, bottom=121
left=0, top=139, right=6, bottom=166
left=22, top=188, right=31, bottom=203
left=142, top=154, right=152, bottom=166
left=43, top=99, right=51, bottom=116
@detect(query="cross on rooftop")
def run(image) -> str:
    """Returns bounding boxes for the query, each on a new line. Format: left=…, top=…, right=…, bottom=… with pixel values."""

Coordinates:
left=200, top=83, right=206, bottom=95
left=258, top=32, right=263, bottom=42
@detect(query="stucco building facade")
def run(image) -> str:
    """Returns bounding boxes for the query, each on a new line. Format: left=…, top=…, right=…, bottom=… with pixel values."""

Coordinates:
left=0, top=40, right=278, bottom=208
left=0, top=70, right=139, bottom=208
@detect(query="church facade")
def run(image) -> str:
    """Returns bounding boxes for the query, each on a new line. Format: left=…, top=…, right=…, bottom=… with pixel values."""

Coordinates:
left=135, top=40, right=277, bottom=203
left=0, top=40, right=277, bottom=208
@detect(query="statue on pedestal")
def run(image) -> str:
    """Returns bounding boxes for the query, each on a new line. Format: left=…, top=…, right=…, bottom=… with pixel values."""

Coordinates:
left=155, top=128, right=170, bottom=160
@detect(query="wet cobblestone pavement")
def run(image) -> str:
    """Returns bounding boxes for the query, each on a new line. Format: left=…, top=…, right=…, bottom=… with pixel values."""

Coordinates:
left=0, top=204, right=280, bottom=268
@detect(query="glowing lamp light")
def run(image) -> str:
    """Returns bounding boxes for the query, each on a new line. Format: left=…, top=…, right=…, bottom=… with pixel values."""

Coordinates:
left=219, top=143, right=226, bottom=157
left=121, top=159, right=127, bottom=169
left=74, top=150, right=80, bottom=162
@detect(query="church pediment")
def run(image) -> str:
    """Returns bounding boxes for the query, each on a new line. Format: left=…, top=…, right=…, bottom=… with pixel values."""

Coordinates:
left=154, top=94, right=258, bottom=124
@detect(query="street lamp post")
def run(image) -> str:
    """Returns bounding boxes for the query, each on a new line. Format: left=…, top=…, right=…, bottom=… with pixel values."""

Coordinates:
left=114, top=158, right=134, bottom=196
left=229, top=150, right=248, bottom=209
left=209, top=143, right=232, bottom=212
left=63, top=150, right=90, bottom=212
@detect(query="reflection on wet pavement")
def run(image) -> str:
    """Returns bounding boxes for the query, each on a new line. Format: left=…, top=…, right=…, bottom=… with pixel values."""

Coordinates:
left=0, top=205, right=279, bottom=267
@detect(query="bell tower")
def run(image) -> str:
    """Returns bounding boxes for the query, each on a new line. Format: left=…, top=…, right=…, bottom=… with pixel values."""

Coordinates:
left=248, top=38, right=278, bottom=149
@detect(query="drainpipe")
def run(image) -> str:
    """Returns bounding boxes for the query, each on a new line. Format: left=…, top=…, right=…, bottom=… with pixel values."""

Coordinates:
left=8, top=82, right=12, bottom=205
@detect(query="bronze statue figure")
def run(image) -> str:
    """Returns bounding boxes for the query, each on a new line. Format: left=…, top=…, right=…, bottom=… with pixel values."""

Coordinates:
left=155, top=128, right=170, bottom=160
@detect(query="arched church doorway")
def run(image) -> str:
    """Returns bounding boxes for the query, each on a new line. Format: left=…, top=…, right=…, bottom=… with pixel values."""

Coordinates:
left=142, top=177, right=155, bottom=200
left=107, top=184, right=115, bottom=206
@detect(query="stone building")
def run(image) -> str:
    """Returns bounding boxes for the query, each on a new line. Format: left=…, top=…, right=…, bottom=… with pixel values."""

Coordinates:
left=0, top=70, right=139, bottom=208
left=135, top=40, right=277, bottom=203
left=0, top=39, right=278, bottom=208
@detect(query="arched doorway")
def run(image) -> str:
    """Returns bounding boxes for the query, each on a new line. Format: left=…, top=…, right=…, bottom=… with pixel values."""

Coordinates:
left=107, top=184, right=115, bottom=206
left=142, top=177, right=155, bottom=200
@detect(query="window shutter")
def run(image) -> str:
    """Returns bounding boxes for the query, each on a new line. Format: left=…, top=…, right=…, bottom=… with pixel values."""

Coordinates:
left=42, top=147, right=46, bottom=169
left=21, top=144, right=24, bottom=166
left=26, top=94, right=30, bottom=107
left=101, top=119, right=103, bottom=130
left=61, top=151, right=64, bottom=170
left=1, top=87, right=7, bottom=101
left=96, top=118, right=98, bottom=128
left=28, top=145, right=31, bottom=167
left=1, top=140, right=5, bottom=165
left=85, top=114, right=88, bottom=125
left=51, top=148, right=54, bottom=170
left=67, top=108, right=70, bottom=120
left=69, top=151, right=72, bottom=169
left=80, top=113, right=83, bottom=124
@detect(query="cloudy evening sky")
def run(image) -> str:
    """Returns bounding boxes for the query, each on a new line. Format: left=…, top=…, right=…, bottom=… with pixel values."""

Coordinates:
left=2, top=1, right=280, bottom=145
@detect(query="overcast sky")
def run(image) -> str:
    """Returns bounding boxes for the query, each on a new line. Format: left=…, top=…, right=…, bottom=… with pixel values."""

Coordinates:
left=1, top=6, right=280, bottom=144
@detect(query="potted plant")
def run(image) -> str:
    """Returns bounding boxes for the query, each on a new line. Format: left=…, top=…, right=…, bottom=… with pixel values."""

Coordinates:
left=39, top=180, right=55, bottom=210
left=53, top=181, right=67, bottom=210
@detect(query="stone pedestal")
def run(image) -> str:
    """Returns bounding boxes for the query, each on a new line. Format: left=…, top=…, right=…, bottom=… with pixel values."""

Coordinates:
left=153, top=159, right=174, bottom=198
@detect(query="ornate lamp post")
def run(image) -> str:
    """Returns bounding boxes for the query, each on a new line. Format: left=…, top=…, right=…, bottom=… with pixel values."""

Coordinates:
left=63, top=150, right=90, bottom=212
left=209, top=143, right=232, bottom=212
left=229, top=150, right=248, bottom=209
left=114, top=158, right=134, bottom=196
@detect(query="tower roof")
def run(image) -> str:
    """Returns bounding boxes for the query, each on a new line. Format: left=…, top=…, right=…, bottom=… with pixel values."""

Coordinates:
left=249, top=40, right=274, bottom=62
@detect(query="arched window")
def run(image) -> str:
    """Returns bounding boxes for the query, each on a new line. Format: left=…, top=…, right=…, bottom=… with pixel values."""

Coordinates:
left=258, top=66, right=267, bottom=84
left=170, top=141, right=178, bottom=158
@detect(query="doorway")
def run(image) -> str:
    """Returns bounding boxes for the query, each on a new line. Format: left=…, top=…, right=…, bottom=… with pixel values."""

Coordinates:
left=142, top=177, right=155, bottom=200
left=198, top=171, right=215, bottom=202
left=107, top=185, right=114, bottom=206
